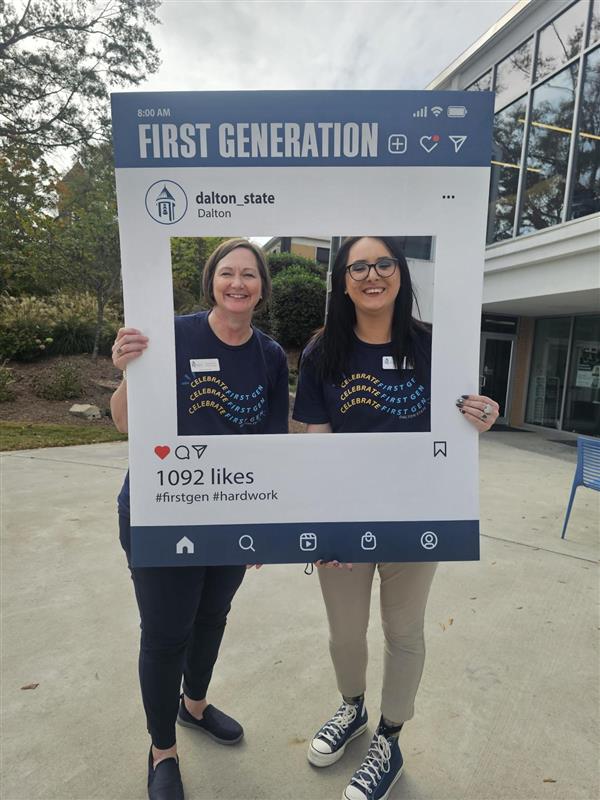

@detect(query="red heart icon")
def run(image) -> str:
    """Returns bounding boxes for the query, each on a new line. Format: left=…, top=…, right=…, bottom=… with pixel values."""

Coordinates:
left=154, top=446, right=170, bottom=460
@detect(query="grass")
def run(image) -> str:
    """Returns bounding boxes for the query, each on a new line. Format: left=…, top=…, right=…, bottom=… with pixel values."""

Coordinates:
left=0, top=421, right=127, bottom=451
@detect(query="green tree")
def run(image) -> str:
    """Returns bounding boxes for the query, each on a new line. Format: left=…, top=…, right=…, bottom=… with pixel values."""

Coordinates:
left=0, top=0, right=160, bottom=149
left=0, top=140, right=60, bottom=295
left=54, top=142, right=122, bottom=357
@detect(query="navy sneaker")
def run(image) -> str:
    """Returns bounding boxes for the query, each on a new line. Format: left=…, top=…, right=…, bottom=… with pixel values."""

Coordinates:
left=177, top=697, right=244, bottom=745
left=308, top=698, right=368, bottom=767
left=147, top=749, right=184, bottom=800
left=342, top=726, right=404, bottom=800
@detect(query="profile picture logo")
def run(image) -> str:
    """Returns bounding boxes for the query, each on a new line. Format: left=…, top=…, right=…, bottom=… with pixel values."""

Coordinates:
left=145, top=180, right=188, bottom=224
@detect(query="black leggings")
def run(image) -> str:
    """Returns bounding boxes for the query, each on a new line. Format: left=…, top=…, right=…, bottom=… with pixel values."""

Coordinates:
left=119, top=514, right=246, bottom=749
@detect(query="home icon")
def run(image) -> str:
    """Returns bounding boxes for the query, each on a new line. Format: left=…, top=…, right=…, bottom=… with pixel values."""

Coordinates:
left=176, top=536, right=194, bottom=555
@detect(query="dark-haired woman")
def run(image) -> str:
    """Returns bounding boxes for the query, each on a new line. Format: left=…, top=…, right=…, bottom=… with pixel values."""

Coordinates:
left=111, top=238, right=288, bottom=800
left=293, top=236, right=498, bottom=800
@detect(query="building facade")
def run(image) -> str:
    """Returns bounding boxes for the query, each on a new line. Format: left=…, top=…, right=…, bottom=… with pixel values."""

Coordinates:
left=428, top=0, right=600, bottom=435
left=263, top=236, right=331, bottom=266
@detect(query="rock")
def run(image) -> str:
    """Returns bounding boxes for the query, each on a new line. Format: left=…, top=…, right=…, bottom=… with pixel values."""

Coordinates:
left=69, top=403, right=102, bottom=419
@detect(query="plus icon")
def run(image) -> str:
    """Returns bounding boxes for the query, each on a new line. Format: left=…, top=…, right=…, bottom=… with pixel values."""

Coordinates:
left=388, top=134, right=407, bottom=154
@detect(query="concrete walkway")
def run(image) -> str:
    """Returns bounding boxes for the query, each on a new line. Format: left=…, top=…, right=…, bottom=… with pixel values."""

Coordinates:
left=1, top=432, right=598, bottom=800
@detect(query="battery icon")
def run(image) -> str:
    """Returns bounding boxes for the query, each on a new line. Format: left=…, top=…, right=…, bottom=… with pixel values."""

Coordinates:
left=447, top=105, right=467, bottom=118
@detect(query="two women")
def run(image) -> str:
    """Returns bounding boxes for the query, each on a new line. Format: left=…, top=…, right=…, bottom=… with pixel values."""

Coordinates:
left=114, top=234, right=497, bottom=800
left=111, top=239, right=288, bottom=800
left=293, top=236, right=498, bottom=800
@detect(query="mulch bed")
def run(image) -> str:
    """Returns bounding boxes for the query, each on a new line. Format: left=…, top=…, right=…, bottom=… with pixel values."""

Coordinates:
left=1, top=355, right=121, bottom=426
left=2, top=354, right=305, bottom=432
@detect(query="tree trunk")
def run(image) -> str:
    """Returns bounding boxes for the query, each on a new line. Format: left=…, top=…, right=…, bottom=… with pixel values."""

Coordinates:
left=93, top=291, right=105, bottom=360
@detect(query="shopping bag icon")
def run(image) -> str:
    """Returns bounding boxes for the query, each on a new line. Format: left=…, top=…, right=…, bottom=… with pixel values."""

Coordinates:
left=361, top=531, right=377, bottom=550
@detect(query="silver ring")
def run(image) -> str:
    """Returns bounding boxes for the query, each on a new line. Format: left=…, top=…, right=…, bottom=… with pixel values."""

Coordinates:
left=480, top=412, right=488, bottom=421
left=483, top=403, right=492, bottom=414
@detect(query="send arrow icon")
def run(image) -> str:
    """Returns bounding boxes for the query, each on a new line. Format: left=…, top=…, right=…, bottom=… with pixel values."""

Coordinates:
left=449, top=135, right=467, bottom=153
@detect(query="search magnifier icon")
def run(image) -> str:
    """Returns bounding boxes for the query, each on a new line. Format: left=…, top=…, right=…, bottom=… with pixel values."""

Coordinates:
left=238, top=535, right=255, bottom=553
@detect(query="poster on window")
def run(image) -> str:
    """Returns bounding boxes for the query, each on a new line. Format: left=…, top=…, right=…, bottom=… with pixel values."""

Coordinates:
left=111, top=90, right=493, bottom=566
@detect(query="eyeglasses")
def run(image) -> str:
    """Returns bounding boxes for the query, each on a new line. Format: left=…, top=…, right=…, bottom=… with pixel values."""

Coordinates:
left=345, top=257, right=399, bottom=281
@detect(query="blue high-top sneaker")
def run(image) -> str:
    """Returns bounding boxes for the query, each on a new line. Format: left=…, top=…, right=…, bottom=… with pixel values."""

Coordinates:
left=342, top=723, right=404, bottom=800
left=307, top=697, right=368, bottom=767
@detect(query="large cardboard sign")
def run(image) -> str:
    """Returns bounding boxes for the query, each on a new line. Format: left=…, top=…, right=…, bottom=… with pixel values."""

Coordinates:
left=111, top=90, right=493, bottom=567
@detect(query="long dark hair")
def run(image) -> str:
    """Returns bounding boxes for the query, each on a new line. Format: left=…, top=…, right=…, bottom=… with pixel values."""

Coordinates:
left=306, top=236, right=430, bottom=383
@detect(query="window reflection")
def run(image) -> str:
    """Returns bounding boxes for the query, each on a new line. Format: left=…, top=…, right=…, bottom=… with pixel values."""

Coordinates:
left=525, top=318, right=571, bottom=428
left=590, top=0, right=600, bottom=45
left=563, top=315, right=600, bottom=435
left=570, top=46, right=600, bottom=218
left=536, top=0, right=586, bottom=82
left=467, top=71, right=492, bottom=92
left=495, top=38, right=532, bottom=110
left=487, top=98, right=526, bottom=242
left=519, top=63, right=578, bottom=234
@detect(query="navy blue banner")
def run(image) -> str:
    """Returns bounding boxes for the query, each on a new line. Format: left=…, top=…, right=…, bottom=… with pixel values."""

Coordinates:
left=131, top=519, right=480, bottom=567
left=111, top=90, right=493, bottom=169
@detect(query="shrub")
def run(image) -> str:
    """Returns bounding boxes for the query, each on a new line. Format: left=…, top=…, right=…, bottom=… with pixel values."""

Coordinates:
left=252, top=302, right=272, bottom=336
left=0, top=295, right=55, bottom=360
left=34, top=363, right=84, bottom=400
left=267, top=252, right=325, bottom=279
left=0, top=360, right=16, bottom=402
left=270, top=267, right=326, bottom=349
left=0, top=293, right=121, bottom=360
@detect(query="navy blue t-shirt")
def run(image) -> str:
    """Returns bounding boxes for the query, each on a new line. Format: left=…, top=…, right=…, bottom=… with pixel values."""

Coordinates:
left=118, top=311, right=288, bottom=514
left=293, top=331, right=431, bottom=433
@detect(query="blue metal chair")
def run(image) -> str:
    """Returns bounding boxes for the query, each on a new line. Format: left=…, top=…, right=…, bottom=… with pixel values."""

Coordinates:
left=561, top=435, right=600, bottom=539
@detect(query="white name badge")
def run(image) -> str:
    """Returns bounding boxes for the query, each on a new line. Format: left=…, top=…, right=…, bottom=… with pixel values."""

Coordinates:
left=382, top=356, right=414, bottom=370
left=190, top=358, right=220, bottom=372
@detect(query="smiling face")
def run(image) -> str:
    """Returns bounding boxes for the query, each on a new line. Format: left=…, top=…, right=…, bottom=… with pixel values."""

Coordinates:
left=211, top=246, right=263, bottom=316
left=344, top=237, right=401, bottom=317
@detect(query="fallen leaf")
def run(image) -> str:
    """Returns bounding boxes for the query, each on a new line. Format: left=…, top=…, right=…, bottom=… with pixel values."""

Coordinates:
left=448, top=617, right=454, bottom=626
left=543, top=778, right=557, bottom=783
left=469, top=596, right=477, bottom=600
left=21, top=683, right=39, bottom=690
left=439, top=623, right=446, bottom=631
left=516, top=606, right=523, bottom=610
left=273, top=660, right=282, bottom=665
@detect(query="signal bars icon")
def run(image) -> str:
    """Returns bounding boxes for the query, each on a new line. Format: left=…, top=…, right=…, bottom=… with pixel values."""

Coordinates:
left=413, top=106, right=427, bottom=118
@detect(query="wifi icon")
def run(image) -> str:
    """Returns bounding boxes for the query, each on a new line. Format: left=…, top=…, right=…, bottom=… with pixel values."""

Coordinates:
left=431, top=106, right=443, bottom=117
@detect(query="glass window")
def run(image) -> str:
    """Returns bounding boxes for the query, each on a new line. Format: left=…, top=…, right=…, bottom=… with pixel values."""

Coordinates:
left=570, top=46, right=600, bottom=219
left=481, top=314, right=519, bottom=335
left=519, top=63, right=578, bottom=234
left=467, top=71, right=492, bottom=92
left=486, top=97, right=527, bottom=242
left=397, top=236, right=433, bottom=261
left=526, top=317, right=571, bottom=428
left=536, top=0, right=587, bottom=82
left=495, top=38, right=533, bottom=110
left=316, top=247, right=330, bottom=264
left=563, top=316, right=600, bottom=435
left=590, top=0, right=600, bottom=45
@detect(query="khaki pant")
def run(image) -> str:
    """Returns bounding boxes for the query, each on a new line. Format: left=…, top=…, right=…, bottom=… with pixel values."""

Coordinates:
left=318, top=562, right=438, bottom=724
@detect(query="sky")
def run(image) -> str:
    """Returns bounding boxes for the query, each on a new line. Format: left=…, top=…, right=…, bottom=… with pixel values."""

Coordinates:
left=136, top=0, right=518, bottom=94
